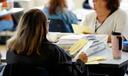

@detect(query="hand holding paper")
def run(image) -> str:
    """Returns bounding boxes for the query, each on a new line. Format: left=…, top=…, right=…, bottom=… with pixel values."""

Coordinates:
left=78, top=52, right=88, bottom=63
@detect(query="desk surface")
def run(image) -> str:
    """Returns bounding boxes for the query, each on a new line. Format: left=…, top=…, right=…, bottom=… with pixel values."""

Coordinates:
left=0, top=8, right=24, bottom=17
left=89, top=47, right=128, bottom=68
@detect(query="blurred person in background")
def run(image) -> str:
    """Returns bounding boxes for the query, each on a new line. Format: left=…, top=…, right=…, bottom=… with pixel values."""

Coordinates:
left=83, top=0, right=92, bottom=9
left=0, top=0, right=14, bottom=31
left=82, top=1, right=128, bottom=76
left=42, top=0, right=78, bottom=32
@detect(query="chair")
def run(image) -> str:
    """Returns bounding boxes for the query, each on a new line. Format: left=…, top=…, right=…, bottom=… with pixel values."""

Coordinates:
left=2, top=63, right=49, bottom=76
left=14, top=2, right=22, bottom=8
left=83, top=0, right=92, bottom=9
left=49, top=19, right=74, bottom=33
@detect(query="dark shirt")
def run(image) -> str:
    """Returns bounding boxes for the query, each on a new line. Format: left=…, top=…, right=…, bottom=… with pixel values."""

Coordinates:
left=5, top=39, right=88, bottom=76
left=6, top=39, right=71, bottom=68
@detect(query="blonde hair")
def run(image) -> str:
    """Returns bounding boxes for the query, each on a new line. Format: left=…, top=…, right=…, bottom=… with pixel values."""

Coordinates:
left=7, top=9, right=48, bottom=55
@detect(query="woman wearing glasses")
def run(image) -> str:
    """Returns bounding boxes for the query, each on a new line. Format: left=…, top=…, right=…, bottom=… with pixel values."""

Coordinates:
left=4, top=9, right=88, bottom=76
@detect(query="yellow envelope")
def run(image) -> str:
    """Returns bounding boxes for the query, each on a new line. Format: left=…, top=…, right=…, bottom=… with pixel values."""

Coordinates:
left=87, top=56, right=106, bottom=62
left=72, top=24, right=93, bottom=34
left=69, top=39, right=88, bottom=55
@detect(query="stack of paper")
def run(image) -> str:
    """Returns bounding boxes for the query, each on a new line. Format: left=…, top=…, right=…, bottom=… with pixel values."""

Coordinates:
left=47, top=32, right=73, bottom=42
left=56, top=34, right=89, bottom=51
left=85, top=40, right=106, bottom=56
left=72, top=40, right=93, bottom=61
left=57, top=34, right=87, bottom=44
left=56, top=34, right=108, bottom=61
left=69, top=39, right=88, bottom=56
left=95, top=35, right=108, bottom=44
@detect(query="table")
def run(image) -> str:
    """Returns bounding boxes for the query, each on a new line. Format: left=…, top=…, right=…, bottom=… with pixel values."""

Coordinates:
left=0, top=33, right=128, bottom=76
left=0, top=8, right=23, bottom=17
left=87, top=47, right=128, bottom=76
left=88, top=47, right=128, bottom=67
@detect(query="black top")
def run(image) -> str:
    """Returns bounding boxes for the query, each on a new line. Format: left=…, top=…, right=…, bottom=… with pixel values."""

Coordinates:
left=6, top=39, right=71, bottom=67
left=4, top=39, right=88, bottom=76
left=4, top=39, right=75, bottom=76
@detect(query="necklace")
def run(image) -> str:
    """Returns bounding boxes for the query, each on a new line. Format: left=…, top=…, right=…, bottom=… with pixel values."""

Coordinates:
left=95, top=20, right=105, bottom=33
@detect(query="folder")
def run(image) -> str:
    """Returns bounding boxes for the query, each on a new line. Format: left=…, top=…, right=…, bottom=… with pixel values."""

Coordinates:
left=72, top=24, right=93, bottom=34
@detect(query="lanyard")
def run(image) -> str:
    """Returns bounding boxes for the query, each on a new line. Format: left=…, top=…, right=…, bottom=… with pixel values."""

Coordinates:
left=95, top=20, right=104, bottom=33
left=94, top=11, right=113, bottom=33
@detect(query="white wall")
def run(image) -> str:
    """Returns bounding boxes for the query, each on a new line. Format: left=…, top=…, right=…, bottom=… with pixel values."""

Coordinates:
left=14, top=0, right=46, bottom=12
left=15, top=0, right=128, bottom=12
left=73, top=0, right=84, bottom=9
left=32, top=0, right=47, bottom=7
left=120, top=0, right=128, bottom=11
left=15, top=0, right=85, bottom=11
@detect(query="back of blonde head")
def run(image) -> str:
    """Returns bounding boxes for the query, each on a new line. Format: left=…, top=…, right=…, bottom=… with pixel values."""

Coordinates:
left=7, top=9, right=48, bottom=55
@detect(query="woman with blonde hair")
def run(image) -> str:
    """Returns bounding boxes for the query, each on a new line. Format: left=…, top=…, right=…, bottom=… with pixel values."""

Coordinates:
left=4, top=9, right=88, bottom=76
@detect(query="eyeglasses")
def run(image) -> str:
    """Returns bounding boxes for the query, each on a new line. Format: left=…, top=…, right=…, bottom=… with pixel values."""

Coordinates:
left=47, top=20, right=50, bottom=24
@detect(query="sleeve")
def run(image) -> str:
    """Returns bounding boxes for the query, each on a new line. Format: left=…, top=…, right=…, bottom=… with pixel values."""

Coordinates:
left=122, top=13, right=128, bottom=35
left=81, top=14, right=88, bottom=26
left=65, top=11, right=78, bottom=24
left=51, top=44, right=89, bottom=76
left=81, top=13, right=92, bottom=26
left=114, top=10, right=128, bottom=34
left=53, top=45, right=72, bottom=63
left=80, top=13, right=95, bottom=33
left=6, top=50, right=17, bottom=64
left=122, top=14, right=128, bottom=38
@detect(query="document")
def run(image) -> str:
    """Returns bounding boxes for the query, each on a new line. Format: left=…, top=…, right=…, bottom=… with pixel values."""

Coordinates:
left=69, top=39, right=88, bottom=55
left=56, top=34, right=107, bottom=62
left=85, top=40, right=106, bottom=56
left=68, top=39, right=93, bottom=61
left=72, top=24, right=93, bottom=34
left=86, top=56, right=106, bottom=64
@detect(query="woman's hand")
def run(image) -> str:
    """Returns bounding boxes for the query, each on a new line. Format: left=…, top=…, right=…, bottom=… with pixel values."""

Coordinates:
left=78, top=52, right=88, bottom=63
